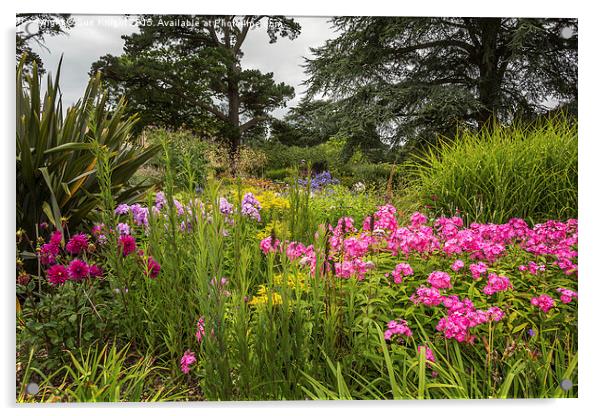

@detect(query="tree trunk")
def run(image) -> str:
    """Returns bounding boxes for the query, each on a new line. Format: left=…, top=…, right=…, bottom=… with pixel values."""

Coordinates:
left=227, top=66, right=241, bottom=174
left=476, top=18, right=503, bottom=129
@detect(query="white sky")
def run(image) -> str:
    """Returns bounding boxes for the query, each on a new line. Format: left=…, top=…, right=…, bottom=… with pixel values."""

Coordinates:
left=22, top=14, right=336, bottom=119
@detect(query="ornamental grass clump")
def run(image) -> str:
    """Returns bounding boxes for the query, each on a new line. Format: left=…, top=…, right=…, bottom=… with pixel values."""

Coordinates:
left=408, top=114, right=577, bottom=224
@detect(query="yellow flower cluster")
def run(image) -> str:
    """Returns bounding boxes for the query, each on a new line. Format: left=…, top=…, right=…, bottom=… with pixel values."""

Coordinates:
left=248, top=273, right=308, bottom=307
left=273, top=273, right=307, bottom=290
left=255, top=190, right=290, bottom=212
left=255, top=219, right=288, bottom=241
left=248, top=285, right=283, bottom=307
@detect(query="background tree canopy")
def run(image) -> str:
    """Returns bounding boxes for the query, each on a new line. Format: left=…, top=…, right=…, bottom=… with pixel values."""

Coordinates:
left=16, top=13, right=75, bottom=74
left=91, top=15, right=300, bottom=160
left=304, top=17, right=577, bottom=152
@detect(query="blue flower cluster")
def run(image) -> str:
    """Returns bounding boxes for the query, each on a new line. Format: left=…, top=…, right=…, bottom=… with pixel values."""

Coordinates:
left=298, top=171, right=340, bottom=191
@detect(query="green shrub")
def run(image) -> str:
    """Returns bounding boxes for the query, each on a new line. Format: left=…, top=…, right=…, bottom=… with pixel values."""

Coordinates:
left=144, top=128, right=208, bottom=189
left=264, top=167, right=294, bottom=181
left=407, top=114, right=577, bottom=224
left=308, top=184, right=380, bottom=226
left=349, top=163, right=398, bottom=187
left=16, top=57, right=158, bottom=238
left=259, top=137, right=351, bottom=176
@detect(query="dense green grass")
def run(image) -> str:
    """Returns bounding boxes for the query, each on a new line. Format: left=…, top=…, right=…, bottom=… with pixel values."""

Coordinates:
left=408, top=115, right=577, bottom=225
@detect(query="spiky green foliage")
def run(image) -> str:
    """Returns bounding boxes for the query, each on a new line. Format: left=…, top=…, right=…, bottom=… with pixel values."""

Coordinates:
left=16, top=56, right=159, bottom=237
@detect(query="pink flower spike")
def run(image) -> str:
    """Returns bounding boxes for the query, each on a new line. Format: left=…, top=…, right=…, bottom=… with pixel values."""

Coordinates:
left=180, top=350, right=196, bottom=374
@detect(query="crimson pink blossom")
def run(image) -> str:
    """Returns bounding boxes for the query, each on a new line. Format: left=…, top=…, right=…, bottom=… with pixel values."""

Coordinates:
left=46, top=264, right=69, bottom=286
left=118, top=235, right=137, bottom=256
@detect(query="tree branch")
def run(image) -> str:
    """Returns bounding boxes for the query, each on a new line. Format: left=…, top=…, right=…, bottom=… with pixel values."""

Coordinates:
left=199, top=102, right=228, bottom=122
left=391, top=39, right=474, bottom=56
left=240, top=116, right=266, bottom=132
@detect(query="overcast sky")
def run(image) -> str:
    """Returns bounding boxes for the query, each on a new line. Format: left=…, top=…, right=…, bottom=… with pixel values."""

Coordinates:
left=22, top=14, right=336, bottom=118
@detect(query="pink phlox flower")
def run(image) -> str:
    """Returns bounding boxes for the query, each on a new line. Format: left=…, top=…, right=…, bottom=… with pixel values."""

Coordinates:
left=409, top=212, right=428, bottom=229
left=556, top=287, right=577, bottom=304
left=390, top=262, right=413, bottom=284
left=451, top=259, right=464, bottom=272
left=343, top=236, right=370, bottom=259
left=427, top=271, right=452, bottom=290
left=411, top=286, right=444, bottom=307
left=286, top=241, right=307, bottom=261
left=482, top=273, right=512, bottom=296
left=486, top=306, right=505, bottom=322
left=531, top=294, right=556, bottom=313
left=469, top=262, right=488, bottom=280
left=434, top=216, right=463, bottom=238
left=195, top=317, right=206, bottom=343
left=260, top=236, right=280, bottom=254
left=527, top=261, right=546, bottom=275
left=417, top=345, right=436, bottom=365
left=384, top=319, right=413, bottom=341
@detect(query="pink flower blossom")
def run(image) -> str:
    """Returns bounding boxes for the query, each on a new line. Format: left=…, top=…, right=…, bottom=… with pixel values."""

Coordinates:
left=417, top=345, right=436, bottom=364
left=65, top=233, right=89, bottom=255
left=556, top=287, right=578, bottom=304
left=39, top=242, right=60, bottom=265
left=286, top=242, right=308, bottom=261
left=89, top=264, right=103, bottom=278
left=384, top=319, right=413, bottom=341
left=260, top=236, right=280, bottom=254
left=46, top=264, right=69, bottom=286
left=411, top=286, right=444, bottom=307
left=482, top=273, right=512, bottom=296
left=118, top=235, right=137, bottom=256
left=144, top=256, right=161, bottom=279
left=49, top=230, right=63, bottom=246
left=427, top=271, right=452, bottom=290
left=410, top=212, right=428, bottom=229
left=180, top=350, right=196, bottom=374
left=531, top=294, right=556, bottom=313
left=390, top=262, right=413, bottom=284
left=469, top=262, right=488, bottom=280
left=487, top=306, right=505, bottom=321
left=451, top=259, right=464, bottom=272
left=67, top=259, right=90, bottom=281
left=334, top=259, right=374, bottom=280
left=363, top=204, right=397, bottom=233
left=195, top=317, right=206, bottom=343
